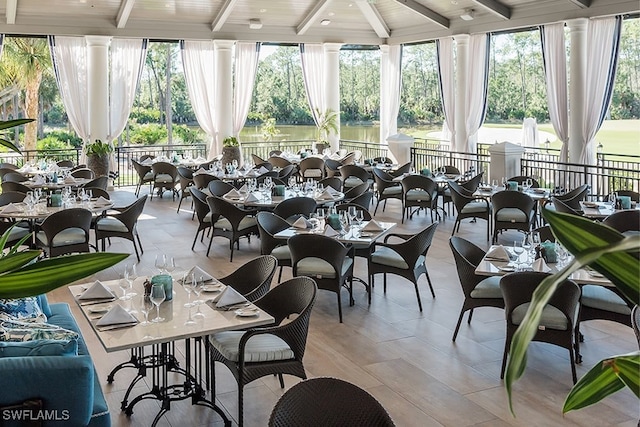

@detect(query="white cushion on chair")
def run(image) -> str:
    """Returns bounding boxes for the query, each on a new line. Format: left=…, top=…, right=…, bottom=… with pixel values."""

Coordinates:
left=470, top=276, right=502, bottom=299
left=4, top=225, right=30, bottom=242
left=95, top=217, right=128, bottom=232
left=512, top=303, right=568, bottom=330
left=296, top=257, right=353, bottom=279
left=344, top=177, right=364, bottom=188
left=142, top=171, right=154, bottom=180
left=406, top=189, right=431, bottom=202
left=496, top=208, right=527, bottom=223
left=271, top=245, right=291, bottom=261
left=155, top=173, right=175, bottom=183
left=381, top=186, right=402, bottom=196
left=36, top=228, right=86, bottom=247
left=215, top=216, right=256, bottom=231
left=208, top=331, right=294, bottom=362
left=461, top=201, right=488, bottom=214
left=581, top=285, right=631, bottom=315
left=303, top=169, right=323, bottom=178
left=371, top=247, right=425, bottom=270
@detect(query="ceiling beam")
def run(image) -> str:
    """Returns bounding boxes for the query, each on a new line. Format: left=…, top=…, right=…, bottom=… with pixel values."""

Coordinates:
left=393, top=0, right=449, bottom=29
left=211, top=0, right=239, bottom=32
left=472, top=0, right=511, bottom=19
left=355, top=0, right=390, bottom=38
left=568, top=0, right=591, bottom=8
left=6, top=0, right=17, bottom=25
left=116, top=0, right=136, bottom=29
left=296, top=0, right=331, bottom=35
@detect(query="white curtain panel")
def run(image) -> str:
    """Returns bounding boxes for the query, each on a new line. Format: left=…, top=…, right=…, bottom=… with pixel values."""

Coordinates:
left=437, top=38, right=456, bottom=150
left=580, top=16, right=622, bottom=164
left=182, top=40, right=217, bottom=156
left=541, top=23, right=569, bottom=162
left=0, top=35, right=4, bottom=59
left=300, top=44, right=326, bottom=126
left=379, top=45, right=402, bottom=144
left=464, top=33, right=490, bottom=153
left=233, top=42, right=260, bottom=138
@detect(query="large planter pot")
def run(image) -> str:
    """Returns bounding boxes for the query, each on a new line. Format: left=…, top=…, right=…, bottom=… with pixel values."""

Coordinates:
left=86, top=154, right=110, bottom=178
left=221, top=146, right=241, bottom=166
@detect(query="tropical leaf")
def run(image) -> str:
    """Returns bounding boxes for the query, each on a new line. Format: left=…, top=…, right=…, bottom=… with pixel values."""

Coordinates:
left=0, top=118, right=34, bottom=153
left=563, top=352, right=639, bottom=412
left=0, top=250, right=41, bottom=275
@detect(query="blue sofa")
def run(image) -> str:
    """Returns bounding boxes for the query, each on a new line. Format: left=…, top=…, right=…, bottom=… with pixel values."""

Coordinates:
left=0, top=295, right=110, bottom=427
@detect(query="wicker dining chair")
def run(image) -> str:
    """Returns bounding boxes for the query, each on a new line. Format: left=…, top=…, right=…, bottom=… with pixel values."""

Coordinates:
left=35, top=208, right=92, bottom=257
left=176, top=166, right=194, bottom=213
left=603, top=209, right=640, bottom=233
left=192, top=172, right=219, bottom=190
left=256, top=212, right=292, bottom=282
left=491, top=190, right=536, bottom=244
left=81, top=176, right=108, bottom=190
left=268, top=156, right=292, bottom=169
left=1, top=181, right=30, bottom=194
left=2, top=172, right=28, bottom=183
left=207, top=179, right=235, bottom=197
left=272, top=197, right=317, bottom=223
left=217, top=255, right=278, bottom=302
left=372, top=168, right=402, bottom=214
left=150, top=162, right=179, bottom=200
left=131, top=159, right=154, bottom=196
left=190, top=188, right=216, bottom=251
left=400, top=174, right=438, bottom=223
left=70, top=168, right=94, bottom=179
left=448, top=180, right=490, bottom=241
left=339, top=164, right=370, bottom=191
left=94, top=196, right=147, bottom=262
left=298, top=157, right=325, bottom=181
left=206, top=195, right=258, bottom=261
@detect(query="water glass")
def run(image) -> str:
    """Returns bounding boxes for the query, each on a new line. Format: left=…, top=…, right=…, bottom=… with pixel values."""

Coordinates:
left=138, top=294, right=154, bottom=326
left=149, top=284, right=166, bottom=322
left=512, top=240, right=525, bottom=271
left=191, top=276, right=205, bottom=319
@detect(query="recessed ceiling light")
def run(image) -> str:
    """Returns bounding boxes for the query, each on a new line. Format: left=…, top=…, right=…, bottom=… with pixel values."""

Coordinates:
left=460, top=9, right=475, bottom=21
left=260, top=9, right=267, bottom=13
left=249, top=19, right=263, bottom=30
left=320, top=19, right=331, bottom=26
left=328, top=12, right=335, bottom=17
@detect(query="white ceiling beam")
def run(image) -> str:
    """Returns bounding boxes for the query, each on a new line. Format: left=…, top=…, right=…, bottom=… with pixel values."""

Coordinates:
left=393, top=0, right=449, bottom=29
left=471, top=0, right=511, bottom=20
left=6, top=0, right=17, bottom=25
left=211, top=0, right=239, bottom=32
left=568, top=0, right=591, bottom=8
left=116, top=0, right=136, bottom=29
left=296, top=0, right=331, bottom=35
left=355, top=0, right=390, bottom=38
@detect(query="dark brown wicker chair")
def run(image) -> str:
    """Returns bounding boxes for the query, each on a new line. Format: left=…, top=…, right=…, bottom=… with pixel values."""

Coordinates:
left=2, top=172, right=28, bottom=183
left=373, top=156, right=393, bottom=165
left=268, top=156, right=292, bottom=169
left=273, top=197, right=317, bottom=223
left=0, top=167, right=20, bottom=180
left=554, top=184, right=589, bottom=210
left=251, top=153, right=266, bottom=165
left=1, top=181, right=30, bottom=194
left=207, top=276, right=317, bottom=427
left=603, top=210, right=640, bottom=233
left=491, top=190, right=536, bottom=244
left=81, top=176, right=108, bottom=190
left=56, top=160, right=75, bottom=168
left=613, top=190, right=640, bottom=202
left=500, top=272, right=581, bottom=384
left=217, top=255, right=277, bottom=302
left=507, top=175, right=540, bottom=188
left=190, top=188, right=216, bottom=251
left=277, top=164, right=297, bottom=183
left=208, top=179, right=235, bottom=197
left=347, top=190, right=374, bottom=210
left=368, top=222, right=438, bottom=311
left=448, top=180, right=490, bottom=241
left=192, top=172, right=219, bottom=190
left=549, top=197, right=581, bottom=216
left=449, top=237, right=504, bottom=341
left=339, top=151, right=357, bottom=166
left=401, top=174, right=438, bottom=223
left=298, top=157, right=325, bottom=181
left=35, top=208, right=92, bottom=257
left=339, top=164, right=370, bottom=191
left=0, top=191, right=31, bottom=246
left=206, top=195, right=258, bottom=261
left=324, top=158, right=341, bottom=178
left=289, top=233, right=355, bottom=322
left=150, top=162, right=178, bottom=200
left=70, top=168, right=94, bottom=179
left=0, top=163, right=18, bottom=170
left=176, top=166, right=194, bottom=213
left=256, top=212, right=292, bottom=281
left=389, top=161, right=411, bottom=178
left=318, top=176, right=342, bottom=192
left=372, top=168, right=402, bottom=214
left=94, top=196, right=147, bottom=261
left=83, top=187, right=109, bottom=200
left=268, top=377, right=395, bottom=427
left=255, top=161, right=274, bottom=172
left=131, top=159, right=154, bottom=196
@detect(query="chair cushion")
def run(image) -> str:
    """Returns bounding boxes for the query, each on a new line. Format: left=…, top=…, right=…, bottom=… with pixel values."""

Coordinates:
left=461, top=201, right=488, bottom=214
left=371, top=247, right=425, bottom=270
left=36, top=228, right=86, bottom=247
left=155, top=173, right=176, bottom=183
left=512, top=303, right=568, bottom=330
left=215, top=216, right=257, bottom=231
left=381, top=186, right=402, bottom=196
left=208, top=331, right=294, bottom=362
left=344, top=177, right=364, bottom=188
left=496, top=208, right=527, bottom=223
left=0, top=339, right=78, bottom=357
left=303, top=169, right=323, bottom=178
left=581, top=285, right=632, bottom=315
left=0, top=319, right=80, bottom=342
left=4, top=225, right=30, bottom=242
left=142, top=171, right=154, bottom=180
left=271, top=245, right=291, bottom=261
left=95, top=217, right=128, bottom=232
left=296, top=257, right=353, bottom=279
left=406, top=189, right=431, bottom=202
left=470, top=276, right=502, bottom=299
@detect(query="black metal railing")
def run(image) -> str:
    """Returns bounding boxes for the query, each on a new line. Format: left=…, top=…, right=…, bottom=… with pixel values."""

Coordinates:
left=411, top=146, right=490, bottom=179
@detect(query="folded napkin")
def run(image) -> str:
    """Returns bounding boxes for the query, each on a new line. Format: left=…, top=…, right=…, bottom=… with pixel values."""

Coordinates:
left=95, top=196, right=110, bottom=206
left=141, top=158, right=154, bottom=166
left=292, top=217, right=312, bottom=229
left=64, top=176, right=77, bottom=184
left=78, top=281, right=115, bottom=300
left=96, top=304, right=138, bottom=327
left=245, top=170, right=259, bottom=177
left=323, top=225, right=340, bottom=237
left=244, top=193, right=259, bottom=203
left=532, top=258, right=551, bottom=273
left=194, top=167, right=207, bottom=175
left=215, top=286, right=247, bottom=308
left=485, top=245, right=511, bottom=261
left=225, top=188, right=241, bottom=199
left=194, top=156, right=207, bottom=163
left=317, top=188, right=336, bottom=200
left=256, top=166, right=269, bottom=175
left=326, top=186, right=340, bottom=195
left=362, top=220, right=384, bottom=232
left=184, top=266, right=214, bottom=284
left=238, top=183, right=248, bottom=194
left=33, top=175, right=45, bottom=185
left=1, top=203, right=21, bottom=214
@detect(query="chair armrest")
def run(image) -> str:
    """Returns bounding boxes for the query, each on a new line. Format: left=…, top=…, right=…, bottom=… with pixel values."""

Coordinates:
left=382, top=232, right=411, bottom=243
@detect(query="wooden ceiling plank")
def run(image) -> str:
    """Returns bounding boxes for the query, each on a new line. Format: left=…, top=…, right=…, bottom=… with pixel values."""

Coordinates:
left=393, top=0, right=449, bottom=29
left=567, top=0, right=591, bottom=8
left=116, top=0, right=136, bottom=29
left=6, top=0, right=17, bottom=25
left=472, top=0, right=512, bottom=20
left=296, top=0, right=331, bottom=35
left=355, top=0, right=390, bottom=38
left=212, top=0, right=240, bottom=32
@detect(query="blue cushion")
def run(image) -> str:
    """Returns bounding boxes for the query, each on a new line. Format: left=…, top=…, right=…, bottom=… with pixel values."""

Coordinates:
left=0, top=297, right=47, bottom=323
left=36, top=295, right=52, bottom=318
left=0, top=339, right=78, bottom=357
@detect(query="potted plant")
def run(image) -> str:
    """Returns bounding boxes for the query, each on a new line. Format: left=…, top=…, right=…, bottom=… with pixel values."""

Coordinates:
left=221, top=136, right=241, bottom=166
left=85, top=139, right=113, bottom=177
left=314, top=108, right=339, bottom=152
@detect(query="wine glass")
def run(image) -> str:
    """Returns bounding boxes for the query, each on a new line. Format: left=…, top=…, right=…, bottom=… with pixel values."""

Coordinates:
left=154, top=254, right=167, bottom=274
left=165, top=256, right=176, bottom=277
left=182, top=273, right=195, bottom=308
left=525, top=178, right=533, bottom=192
left=118, top=275, right=131, bottom=301
left=149, top=283, right=166, bottom=322
left=501, top=177, right=507, bottom=189
left=347, top=206, right=357, bottom=226
left=355, top=210, right=364, bottom=227
left=556, top=242, right=569, bottom=268
left=127, top=264, right=138, bottom=297
left=512, top=240, right=525, bottom=271
left=491, top=179, right=498, bottom=191
left=139, top=294, right=154, bottom=327
left=522, top=233, right=533, bottom=267
left=607, top=192, right=618, bottom=209
left=191, top=276, right=205, bottom=319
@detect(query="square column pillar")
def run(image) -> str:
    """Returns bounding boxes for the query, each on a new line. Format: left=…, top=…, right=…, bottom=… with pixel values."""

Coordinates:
left=215, top=40, right=235, bottom=157
left=488, top=142, right=525, bottom=184
left=386, top=133, right=413, bottom=165
left=324, top=43, right=342, bottom=152
left=86, top=36, right=111, bottom=143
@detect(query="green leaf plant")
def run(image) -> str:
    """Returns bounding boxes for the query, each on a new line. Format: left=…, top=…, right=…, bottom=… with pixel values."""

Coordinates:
left=0, top=118, right=34, bottom=153
left=504, top=209, right=639, bottom=415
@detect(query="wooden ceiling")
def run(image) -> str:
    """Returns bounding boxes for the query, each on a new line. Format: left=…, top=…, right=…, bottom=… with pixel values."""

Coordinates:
left=0, top=0, right=637, bottom=45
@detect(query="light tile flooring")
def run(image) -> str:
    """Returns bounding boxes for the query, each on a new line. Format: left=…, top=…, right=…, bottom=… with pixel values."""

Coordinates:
left=47, top=188, right=639, bottom=427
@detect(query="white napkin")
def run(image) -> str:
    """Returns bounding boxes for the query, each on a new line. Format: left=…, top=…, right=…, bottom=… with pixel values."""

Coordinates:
left=78, top=281, right=115, bottom=300
left=185, top=266, right=214, bottom=283
left=96, top=304, right=138, bottom=327
left=33, top=175, right=45, bottom=185
left=1, top=203, right=21, bottom=214
left=194, top=156, right=207, bottom=163
left=141, top=158, right=154, bottom=166
left=317, top=188, right=336, bottom=200
left=326, top=186, right=340, bottom=195
left=64, top=176, right=76, bottom=184
left=95, top=196, right=110, bottom=206
left=225, top=188, right=241, bottom=199
left=194, top=167, right=207, bottom=175
left=257, top=166, right=269, bottom=175
left=215, top=286, right=247, bottom=308
left=362, top=220, right=384, bottom=232
left=244, top=193, right=259, bottom=203
left=532, top=258, right=551, bottom=273
left=292, top=217, right=312, bottom=229
left=323, top=225, right=340, bottom=237
left=485, top=245, right=511, bottom=261
left=238, top=183, right=248, bottom=194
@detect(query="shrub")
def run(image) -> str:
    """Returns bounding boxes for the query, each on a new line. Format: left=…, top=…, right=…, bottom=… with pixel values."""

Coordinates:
left=130, top=123, right=167, bottom=145
left=45, top=129, right=83, bottom=148
left=36, top=136, right=72, bottom=151
left=130, top=107, right=161, bottom=124
left=173, top=124, right=204, bottom=145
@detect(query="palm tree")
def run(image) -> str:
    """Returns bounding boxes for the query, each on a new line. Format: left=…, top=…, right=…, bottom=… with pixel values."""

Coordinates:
left=0, top=37, right=51, bottom=151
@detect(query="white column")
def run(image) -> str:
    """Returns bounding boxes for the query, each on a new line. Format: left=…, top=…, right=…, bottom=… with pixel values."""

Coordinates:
left=567, top=18, right=588, bottom=164
left=214, top=40, right=235, bottom=156
left=379, top=44, right=390, bottom=145
left=324, top=43, right=342, bottom=152
left=86, top=36, right=110, bottom=143
left=454, top=34, right=469, bottom=153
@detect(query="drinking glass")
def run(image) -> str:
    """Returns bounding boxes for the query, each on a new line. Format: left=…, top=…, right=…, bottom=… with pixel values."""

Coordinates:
left=525, top=178, right=533, bottom=191
left=139, top=294, right=154, bottom=327
left=556, top=242, right=569, bottom=268
left=347, top=206, right=357, bottom=226
left=154, top=254, right=167, bottom=274
left=491, top=179, right=498, bottom=191
left=118, top=276, right=131, bottom=301
left=501, top=177, right=507, bottom=189
left=191, top=276, right=205, bottom=319
left=522, top=233, right=533, bottom=266
left=355, top=210, right=364, bottom=227
left=149, top=284, right=166, bottom=322
left=607, top=192, right=618, bottom=209
left=512, top=240, right=525, bottom=271
left=165, top=257, right=176, bottom=277
left=232, top=159, right=238, bottom=170
left=182, top=273, right=195, bottom=307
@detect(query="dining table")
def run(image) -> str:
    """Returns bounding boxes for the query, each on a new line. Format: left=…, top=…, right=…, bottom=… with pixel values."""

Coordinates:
left=221, top=187, right=345, bottom=209
left=69, top=275, right=273, bottom=427
left=579, top=201, right=640, bottom=220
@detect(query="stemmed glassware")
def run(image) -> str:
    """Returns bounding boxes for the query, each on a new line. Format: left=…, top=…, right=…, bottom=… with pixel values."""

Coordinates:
left=522, top=233, right=533, bottom=267
left=119, top=274, right=132, bottom=301
left=525, top=178, right=533, bottom=192
left=191, top=276, right=206, bottom=319
left=512, top=240, right=525, bottom=271
left=139, top=293, right=154, bottom=327
left=347, top=206, right=358, bottom=227
left=155, top=254, right=167, bottom=274
left=182, top=273, right=195, bottom=308
left=149, top=283, right=166, bottom=322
